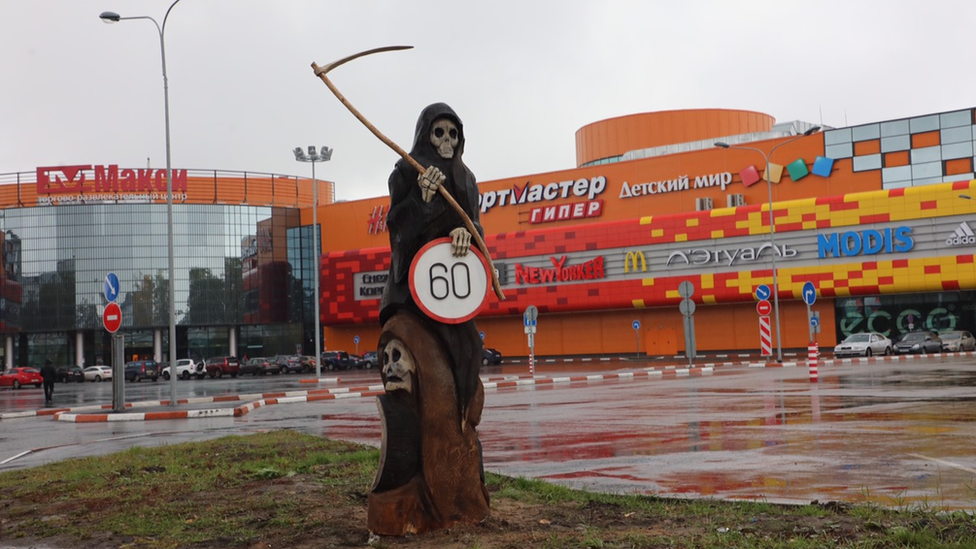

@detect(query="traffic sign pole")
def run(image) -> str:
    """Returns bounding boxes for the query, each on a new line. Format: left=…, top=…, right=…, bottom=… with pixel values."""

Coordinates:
left=524, top=306, right=538, bottom=375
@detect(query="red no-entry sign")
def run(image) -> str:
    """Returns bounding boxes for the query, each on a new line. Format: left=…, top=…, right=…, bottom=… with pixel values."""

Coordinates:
left=756, top=300, right=772, bottom=316
left=103, top=302, right=122, bottom=333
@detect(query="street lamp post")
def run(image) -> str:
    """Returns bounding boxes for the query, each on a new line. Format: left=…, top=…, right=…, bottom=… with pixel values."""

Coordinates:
left=100, top=1, right=182, bottom=406
left=715, top=126, right=820, bottom=363
left=294, top=146, right=333, bottom=378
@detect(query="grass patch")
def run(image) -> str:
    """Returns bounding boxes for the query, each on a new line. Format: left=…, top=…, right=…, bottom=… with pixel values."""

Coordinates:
left=1, top=430, right=975, bottom=548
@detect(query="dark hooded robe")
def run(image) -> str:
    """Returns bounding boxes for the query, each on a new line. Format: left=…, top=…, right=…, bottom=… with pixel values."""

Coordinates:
left=380, top=102, right=484, bottom=420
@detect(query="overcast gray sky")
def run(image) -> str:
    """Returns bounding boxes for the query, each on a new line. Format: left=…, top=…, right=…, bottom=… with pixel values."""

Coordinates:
left=2, top=1, right=975, bottom=202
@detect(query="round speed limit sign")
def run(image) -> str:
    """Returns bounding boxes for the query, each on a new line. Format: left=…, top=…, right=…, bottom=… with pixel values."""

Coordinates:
left=409, top=237, right=490, bottom=324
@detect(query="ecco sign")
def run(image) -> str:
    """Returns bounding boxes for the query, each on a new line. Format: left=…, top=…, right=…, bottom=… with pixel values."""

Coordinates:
left=480, top=176, right=607, bottom=214
left=817, top=226, right=913, bottom=258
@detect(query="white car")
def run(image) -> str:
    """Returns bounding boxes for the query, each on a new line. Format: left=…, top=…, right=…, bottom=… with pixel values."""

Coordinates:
left=940, top=330, right=976, bottom=352
left=161, top=359, right=205, bottom=380
left=834, top=332, right=892, bottom=358
left=83, top=365, right=113, bottom=382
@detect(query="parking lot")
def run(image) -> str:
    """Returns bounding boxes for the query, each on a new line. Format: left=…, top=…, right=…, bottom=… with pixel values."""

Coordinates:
left=2, top=353, right=976, bottom=509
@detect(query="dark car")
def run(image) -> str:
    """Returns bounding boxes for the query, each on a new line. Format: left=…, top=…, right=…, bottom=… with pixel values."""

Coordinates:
left=57, top=365, right=85, bottom=383
left=482, top=347, right=502, bottom=366
left=321, top=351, right=355, bottom=371
left=124, top=360, right=160, bottom=382
left=349, top=354, right=365, bottom=369
left=362, top=351, right=378, bottom=369
left=205, top=356, right=240, bottom=378
left=894, top=331, right=943, bottom=355
left=241, top=357, right=278, bottom=376
left=274, top=354, right=306, bottom=374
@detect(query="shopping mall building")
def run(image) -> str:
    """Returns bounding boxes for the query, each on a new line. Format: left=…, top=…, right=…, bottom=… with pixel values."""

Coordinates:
left=3, top=105, right=976, bottom=367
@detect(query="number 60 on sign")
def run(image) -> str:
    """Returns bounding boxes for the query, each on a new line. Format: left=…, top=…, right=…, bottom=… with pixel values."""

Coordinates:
left=409, top=237, right=491, bottom=324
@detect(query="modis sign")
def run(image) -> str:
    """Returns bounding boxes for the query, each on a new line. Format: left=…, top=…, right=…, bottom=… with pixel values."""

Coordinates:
left=480, top=176, right=607, bottom=214
left=817, top=226, right=913, bottom=258
left=36, top=164, right=189, bottom=205
left=514, top=255, right=606, bottom=285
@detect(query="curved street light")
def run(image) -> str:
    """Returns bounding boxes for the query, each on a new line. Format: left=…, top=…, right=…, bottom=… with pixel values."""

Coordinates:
left=715, top=125, right=821, bottom=362
left=100, top=0, right=182, bottom=405
left=294, top=146, right=333, bottom=378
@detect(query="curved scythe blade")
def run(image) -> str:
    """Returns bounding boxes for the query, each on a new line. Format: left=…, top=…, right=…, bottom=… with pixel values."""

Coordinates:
left=313, top=45, right=413, bottom=77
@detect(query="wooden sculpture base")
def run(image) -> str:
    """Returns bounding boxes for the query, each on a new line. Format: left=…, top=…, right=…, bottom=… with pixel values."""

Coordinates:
left=367, top=310, right=489, bottom=536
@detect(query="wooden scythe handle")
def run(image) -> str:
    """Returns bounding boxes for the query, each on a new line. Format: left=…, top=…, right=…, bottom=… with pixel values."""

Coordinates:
left=312, top=62, right=505, bottom=301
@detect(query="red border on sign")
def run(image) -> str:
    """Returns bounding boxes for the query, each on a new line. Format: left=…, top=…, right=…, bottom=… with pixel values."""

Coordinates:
left=409, top=237, right=490, bottom=325
left=103, top=302, right=122, bottom=333
left=756, top=300, right=772, bottom=316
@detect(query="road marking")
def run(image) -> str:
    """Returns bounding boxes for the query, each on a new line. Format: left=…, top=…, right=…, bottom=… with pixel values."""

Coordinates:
left=907, top=453, right=976, bottom=475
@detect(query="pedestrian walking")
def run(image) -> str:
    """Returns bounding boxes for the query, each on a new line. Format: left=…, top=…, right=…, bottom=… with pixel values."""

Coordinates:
left=40, top=358, right=57, bottom=403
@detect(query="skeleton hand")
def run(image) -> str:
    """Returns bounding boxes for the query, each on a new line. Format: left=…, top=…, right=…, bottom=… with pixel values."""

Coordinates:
left=418, top=166, right=445, bottom=203
left=450, top=227, right=472, bottom=257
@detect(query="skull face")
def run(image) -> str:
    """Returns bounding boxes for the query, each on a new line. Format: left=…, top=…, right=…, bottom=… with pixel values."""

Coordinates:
left=430, top=118, right=459, bottom=159
left=381, top=338, right=415, bottom=393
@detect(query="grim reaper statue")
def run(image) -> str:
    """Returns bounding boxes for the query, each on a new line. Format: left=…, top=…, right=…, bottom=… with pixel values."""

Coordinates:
left=367, top=103, right=490, bottom=535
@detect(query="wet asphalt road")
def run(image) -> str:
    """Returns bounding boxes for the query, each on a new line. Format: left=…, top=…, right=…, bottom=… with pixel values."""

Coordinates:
left=2, top=356, right=975, bottom=509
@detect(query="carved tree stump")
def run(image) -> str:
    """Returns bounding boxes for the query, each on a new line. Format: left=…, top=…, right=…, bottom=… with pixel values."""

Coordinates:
left=368, top=309, right=489, bottom=536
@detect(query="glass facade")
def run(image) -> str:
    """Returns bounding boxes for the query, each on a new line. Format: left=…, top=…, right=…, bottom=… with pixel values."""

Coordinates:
left=0, top=203, right=314, bottom=367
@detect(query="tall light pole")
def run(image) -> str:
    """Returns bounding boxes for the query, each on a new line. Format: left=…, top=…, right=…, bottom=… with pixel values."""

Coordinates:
left=715, top=125, right=820, bottom=363
left=100, top=1, right=181, bottom=405
left=294, top=146, right=332, bottom=378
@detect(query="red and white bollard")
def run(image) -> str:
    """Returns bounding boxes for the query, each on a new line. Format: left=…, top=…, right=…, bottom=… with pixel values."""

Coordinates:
left=808, top=342, right=819, bottom=382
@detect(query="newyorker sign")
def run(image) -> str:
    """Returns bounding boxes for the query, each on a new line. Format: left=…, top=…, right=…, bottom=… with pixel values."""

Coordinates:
left=514, top=255, right=606, bottom=285
left=35, top=164, right=189, bottom=205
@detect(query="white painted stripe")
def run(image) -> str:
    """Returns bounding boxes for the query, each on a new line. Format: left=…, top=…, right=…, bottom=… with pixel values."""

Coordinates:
left=908, top=453, right=976, bottom=475
left=0, top=450, right=33, bottom=465
left=187, top=408, right=235, bottom=418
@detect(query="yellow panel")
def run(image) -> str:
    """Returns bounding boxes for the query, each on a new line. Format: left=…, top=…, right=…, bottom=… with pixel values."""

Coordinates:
left=686, top=218, right=700, bottom=227
left=711, top=230, right=725, bottom=238
left=632, top=299, right=646, bottom=308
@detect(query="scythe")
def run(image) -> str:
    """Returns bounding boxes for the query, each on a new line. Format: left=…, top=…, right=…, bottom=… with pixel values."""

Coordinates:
left=311, top=46, right=505, bottom=301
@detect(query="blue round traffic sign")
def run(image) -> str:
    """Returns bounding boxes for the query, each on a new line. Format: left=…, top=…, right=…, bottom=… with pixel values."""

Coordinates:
left=632, top=320, right=641, bottom=330
left=802, top=281, right=817, bottom=306
left=755, top=284, right=771, bottom=301
left=810, top=315, right=820, bottom=327
left=104, top=272, right=120, bottom=303
left=353, top=335, right=360, bottom=345
left=479, top=331, right=485, bottom=340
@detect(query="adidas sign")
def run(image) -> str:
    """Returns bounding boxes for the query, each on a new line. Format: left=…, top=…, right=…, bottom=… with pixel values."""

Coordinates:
left=946, top=221, right=976, bottom=246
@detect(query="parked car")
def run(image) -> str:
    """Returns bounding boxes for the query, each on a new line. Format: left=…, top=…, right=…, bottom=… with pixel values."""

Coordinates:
left=241, top=357, right=279, bottom=376
left=940, top=330, right=976, bottom=352
left=482, top=347, right=503, bottom=366
left=349, top=353, right=366, bottom=369
left=274, top=354, right=305, bottom=374
left=161, top=358, right=206, bottom=380
left=83, top=365, right=113, bottom=382
left=0, top=367, right=43, bottom=389
left=833, top=332, right=892, bottom=358
left=124, top=360, right=160, bottom=382
left=321, top=351, right=355, bottom=371
left=362, top=351, right=378, bottom=369
left=894, top=331, right=943, bottom=354
left=56, top=365, right=85, bottom=383
left=205, top=356, right=240, bottom=378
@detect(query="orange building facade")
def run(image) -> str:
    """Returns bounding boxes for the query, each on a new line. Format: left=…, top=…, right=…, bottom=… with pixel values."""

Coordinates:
left=318, top=107, right=976, bottom=360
